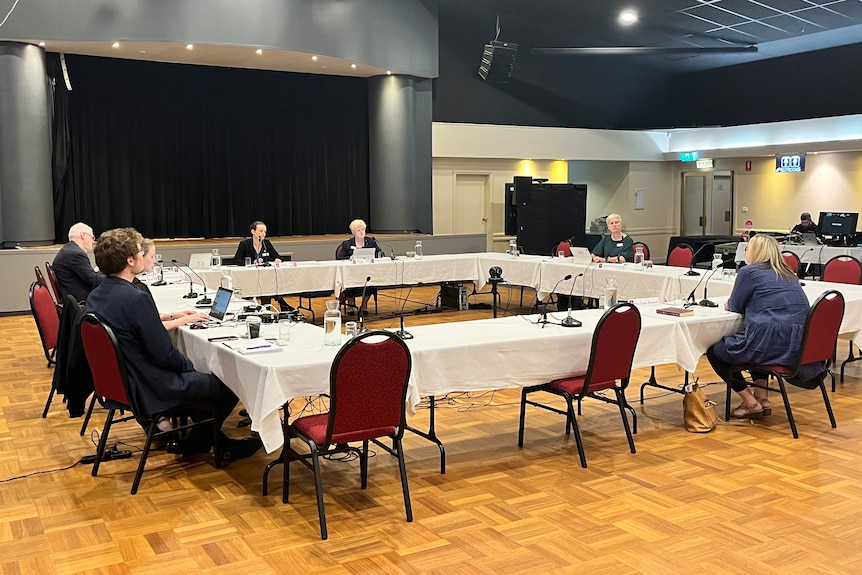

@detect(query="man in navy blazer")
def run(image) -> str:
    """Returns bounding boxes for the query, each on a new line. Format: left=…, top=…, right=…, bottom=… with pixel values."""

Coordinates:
left=52, top=222, right=105, bottom=303
left=85, top=227, right=261, bottom=461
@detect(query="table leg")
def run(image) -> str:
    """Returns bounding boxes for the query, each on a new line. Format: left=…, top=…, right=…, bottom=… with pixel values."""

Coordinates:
left=404, top=395, right=446, bottom=474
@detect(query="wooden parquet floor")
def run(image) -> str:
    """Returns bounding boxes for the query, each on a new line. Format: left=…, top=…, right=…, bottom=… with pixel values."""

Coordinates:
left=3, top=285, right=862, bottom=574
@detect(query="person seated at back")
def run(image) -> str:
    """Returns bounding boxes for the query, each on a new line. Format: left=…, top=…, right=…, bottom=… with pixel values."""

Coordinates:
left=792, top=212, right=818, bottom=235
left=591, top=213, right=634, bottom=263
left=336, top=219, right=382, bottom=313
left=53, top=222, right=105, bottom=303
left=85, top=227, right=262, bottom=461
left=232, top=220, right=293, bottom=311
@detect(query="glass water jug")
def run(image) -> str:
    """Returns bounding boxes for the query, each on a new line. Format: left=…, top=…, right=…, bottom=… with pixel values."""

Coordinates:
left=414, top=240, right=423, bottom=259
left=324, top=300, right=342, bottom=346
left=633, top=245, right=645, bottom=265
left=603, top=278, right=618, bottom=309
left=211, top=248, right=222, bottom=270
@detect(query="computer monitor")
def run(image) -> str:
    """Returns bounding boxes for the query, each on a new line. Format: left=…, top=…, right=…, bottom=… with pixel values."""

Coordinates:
left=818, top=211, right=858, bottom=236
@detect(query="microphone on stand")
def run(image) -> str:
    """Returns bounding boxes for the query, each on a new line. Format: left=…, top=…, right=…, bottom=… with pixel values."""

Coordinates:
left=699, top=267, right=721, bottom=308
left=151, top=259, right=167, bottom=287
left=357, top=276, right=371, bottom=334
left=540, top=274, right=572, bottom=327
left=685, top=243, right=711, bottom=276
left=561, top=273, right=585, bottom=328
left=171, top=259, right=211, bottom=305
left=371, top=237, right=397, bottom=260
left=395, top=282, right=415, bottom=340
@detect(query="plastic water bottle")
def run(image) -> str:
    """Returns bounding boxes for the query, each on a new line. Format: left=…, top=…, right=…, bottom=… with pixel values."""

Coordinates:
left=712, top=253, right=723, bottom=269
left=323, top=300, right=342, bottom=346
left=414, top=240, right=423, bottom=259
left=603, top=278, right=618, bottom=309
left=210, top=248, right=222, bottom=270
left=633, top=246, right=645, bottom=265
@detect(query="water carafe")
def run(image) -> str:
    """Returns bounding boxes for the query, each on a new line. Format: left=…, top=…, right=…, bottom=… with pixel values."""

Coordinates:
left=509, top=239, right=519, bottom=258
left=220, top=269, right=233, bottom=290
left=712, top=253, right=723, bottom=269
left=603, top=278, right=618, bottom=309
left=211, top=248, right=222, bottom=270
left=633, top=245, right=645, bottom=265
left=323, top=300, right=342, bottom=346
left=414, top=240, right=423, bottom=259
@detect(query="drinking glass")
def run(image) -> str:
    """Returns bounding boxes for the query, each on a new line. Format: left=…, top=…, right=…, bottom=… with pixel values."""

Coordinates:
left=277, top=319, right=294, bottom=346
left=244, top=257, right=253, bottom=267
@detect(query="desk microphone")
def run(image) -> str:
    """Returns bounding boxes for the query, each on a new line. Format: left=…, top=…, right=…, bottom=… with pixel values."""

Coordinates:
left=699, top=267, right=720, bottom=308
left=151, top=261, right=167, bottom=287
left=685, top=243, right=711, bottom=276
left=395, top=281, right=415, bottom=340
left=171, top=259, right=211, bottom=305
left=561, top=273, right=584, bottom=328
left=371, top=237, right=397, bottom=260
left=683, top=267, right=709, bottom=308
left=357, top=275, right=371, bottom=334
left=540, top=274, right=572, bottom=327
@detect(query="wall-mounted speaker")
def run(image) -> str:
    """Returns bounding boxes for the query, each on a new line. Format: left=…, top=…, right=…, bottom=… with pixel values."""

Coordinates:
left=478, top=41, right=517, bottom=83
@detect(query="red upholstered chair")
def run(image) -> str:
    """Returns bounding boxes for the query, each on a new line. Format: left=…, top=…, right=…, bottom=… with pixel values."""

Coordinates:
left=632, top=241, right=650, bottom=261
left=781, top=251, right=800, bottom=274
left=79, top=313, right=221, bottom=494
left=262, top=330, right=413, bottom=540
left=29, top=281, right=60, bottom=369
left=726, top=290, right=842, bottom=438
left=553, top=240, right=572, bottom=258
left=821, top=255, right=862, bottom=285
left=45, top=261, right=63, bottom=302
left=518, top=302, right=642, bottom=468
left=667, top=243, right=694, bottom=268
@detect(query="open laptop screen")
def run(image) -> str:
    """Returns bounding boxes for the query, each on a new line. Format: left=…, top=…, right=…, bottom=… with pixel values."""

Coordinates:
left=209, top=287, right=233, bottom=321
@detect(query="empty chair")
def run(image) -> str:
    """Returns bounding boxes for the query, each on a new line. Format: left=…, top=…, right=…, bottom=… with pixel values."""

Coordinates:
left=518, top=302, right=642, bottom=468
left=553, top=240, right=572, bottom=257
left=667, top=243, right=694, bottom=268
left=262, top=330, right=413, bottom=540
left=781, top=251, right=800, bottom=274
left=79, top=313, right=222, bottom=494
left=727, top=290, right=842, bottom=438
left=30, top=281, right=60, bottom=369
left=821, top=255, right=862, bottom=285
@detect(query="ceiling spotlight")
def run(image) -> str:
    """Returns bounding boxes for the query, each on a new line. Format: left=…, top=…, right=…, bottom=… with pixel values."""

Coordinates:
left=112, top=41, right=120, bottom=49
left=386, top=70, right=392, bottom=75
left=619, top=10, right=638, bottom=25
left=311, top=55, right=318, bottom=61
left=185, top=44, right=194, bottom=50
left=350, top=63, right=357, bottom=69
left=38, top=41, right=46, bottom=47
left=255, top=49, right=262, bottom=55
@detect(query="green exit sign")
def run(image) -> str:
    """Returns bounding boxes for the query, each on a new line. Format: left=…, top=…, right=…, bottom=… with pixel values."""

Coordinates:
left=679, top=151, right=700, bottom=162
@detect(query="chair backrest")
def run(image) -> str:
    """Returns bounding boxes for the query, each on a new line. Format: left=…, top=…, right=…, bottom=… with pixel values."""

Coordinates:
left=29, top=281, right=60, bottom=354
left=45, top=262, right=62, bottom=300
left=821, top=255, right=862, bottom=284
left=324, top=331, right=412, bottom=446
left=79, top=313, right=132, bottom=407
left=797, top=290, right=845, bottom=367
left=781, top=251, right=800, bottom=273
left=335, top=244, right=344, bottom=259
left=553, top=240, right=571, bottom=257
left=667, top=244, right=694, bottom=268
left=632, top=241, right=650, bottom=260
left=582, top=302, right=642, bottom=393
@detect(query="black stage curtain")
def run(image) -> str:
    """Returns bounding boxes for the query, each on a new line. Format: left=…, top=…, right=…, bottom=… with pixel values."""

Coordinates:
left=49, top=55, right=369, bottom=241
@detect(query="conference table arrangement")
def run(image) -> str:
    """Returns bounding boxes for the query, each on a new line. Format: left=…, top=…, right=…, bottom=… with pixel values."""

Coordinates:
left=150, top=251, right=862, bottom=456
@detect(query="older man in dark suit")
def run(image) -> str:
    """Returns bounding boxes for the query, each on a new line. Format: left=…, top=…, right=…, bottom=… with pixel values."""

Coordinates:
left=52, top=222, right=105, bottom=303
left=85, top=227, right=261, bottom=461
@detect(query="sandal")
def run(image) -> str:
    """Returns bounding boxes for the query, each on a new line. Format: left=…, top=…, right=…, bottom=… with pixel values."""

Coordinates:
left=753, top=387, right=772, bottom=416
left=732, top=401, right=765, bottom=419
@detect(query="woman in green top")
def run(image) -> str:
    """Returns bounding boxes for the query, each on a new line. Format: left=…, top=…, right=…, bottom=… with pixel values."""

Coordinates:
left=591, top=213, right=634, bottom=263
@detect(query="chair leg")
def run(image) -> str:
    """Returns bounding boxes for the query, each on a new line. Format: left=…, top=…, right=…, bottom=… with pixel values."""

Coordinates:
left=42, top=386, right=56, bottom=418
left=79, top=393, right=98, bottom=436
left=91, top=409, right=116, bottom=477
left=360, top=440, right=369, bottom=489
left=309, top=445, right=328, bottom=540
left=615, top=389, right=636, bottom=454
left=565, top=395, right=587, bottom=468
left=821, top=375, right=838, bottom=429
left=724, top=381, right=732, bottom=421
left=775, top=376, right=799, bottom=439
left=394, top=436, right=413, bottom=522
left=131, top=421, right=158, bottom=494
left=262, top=454, right=283, bottom=496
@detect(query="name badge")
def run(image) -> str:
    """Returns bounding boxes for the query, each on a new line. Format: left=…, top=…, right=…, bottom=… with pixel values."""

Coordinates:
left=616, top=243, right=624, bottom=247
left=262, top=251, right=269, bottom=257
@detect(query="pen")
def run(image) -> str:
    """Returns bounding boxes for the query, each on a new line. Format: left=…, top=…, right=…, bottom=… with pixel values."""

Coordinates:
left=245, top=344, right=271, bottom=350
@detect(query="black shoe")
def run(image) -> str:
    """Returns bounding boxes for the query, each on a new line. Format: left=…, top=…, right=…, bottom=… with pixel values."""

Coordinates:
left=220, top=437, right=263, bottom=462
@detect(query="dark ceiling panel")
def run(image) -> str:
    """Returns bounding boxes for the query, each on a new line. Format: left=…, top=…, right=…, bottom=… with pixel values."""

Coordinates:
left=713, top=0, right=781, bottom=20
left=685, top=5, right=752, bottom=27
left=730, top=21, right=794, bottom=42
left=793, top=7, right=856, bottom=28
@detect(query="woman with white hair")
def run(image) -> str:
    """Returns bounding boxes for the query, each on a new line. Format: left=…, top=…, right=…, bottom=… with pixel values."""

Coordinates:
left=591, top=213, right=634, bottom=263
left=336, top=219, right=382, bottom=313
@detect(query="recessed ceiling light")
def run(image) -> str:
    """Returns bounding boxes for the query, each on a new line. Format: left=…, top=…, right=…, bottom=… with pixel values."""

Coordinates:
left=386, top=70, right=392, bottom=75
left=139, top=50, right=146, bottom=54
left=185, top=44, right=194, bottom=50
left=619, top=9, right=638, bottom=25
left=311, top=55, right=318, bottom=61
left=255, top=49, right=262, bottom=55
left=38, top=41, right=46, bottom=47
left=112, top=41, right=120, bottom=49
left=350, top=63, right=357, bottom=69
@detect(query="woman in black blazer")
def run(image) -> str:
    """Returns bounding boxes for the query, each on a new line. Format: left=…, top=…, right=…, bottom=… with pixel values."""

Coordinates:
left=232, top=221, right=293, bottom=311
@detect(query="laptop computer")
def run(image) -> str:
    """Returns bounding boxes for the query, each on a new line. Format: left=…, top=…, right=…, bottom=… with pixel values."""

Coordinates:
left=800, top=233, right=820, bottom=246
left=569, top=246, right=593, bottom=264
left=352, top=247, right=377, bottom=260
left=188, top=252, right=212, bottom=269
left=209, top=286, right=234, bottom=321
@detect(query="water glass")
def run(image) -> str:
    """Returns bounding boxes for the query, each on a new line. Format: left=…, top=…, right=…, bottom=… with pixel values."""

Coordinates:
left=557, top=250, right=567, bottom=258
left=244, top=257, right=252, bottom=267
left=277, top=319, right=293, bottom=346
left=406, top=251, right=416, bottom=259
left=345, top=321, right=357, bottom=339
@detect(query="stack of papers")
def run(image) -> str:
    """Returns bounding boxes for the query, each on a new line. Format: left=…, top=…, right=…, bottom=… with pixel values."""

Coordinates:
left=222, top=341, right=282, bottom=355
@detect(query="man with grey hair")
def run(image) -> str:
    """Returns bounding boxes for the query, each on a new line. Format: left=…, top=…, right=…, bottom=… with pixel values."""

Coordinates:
left=52, top=222, right=105, bottom=302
